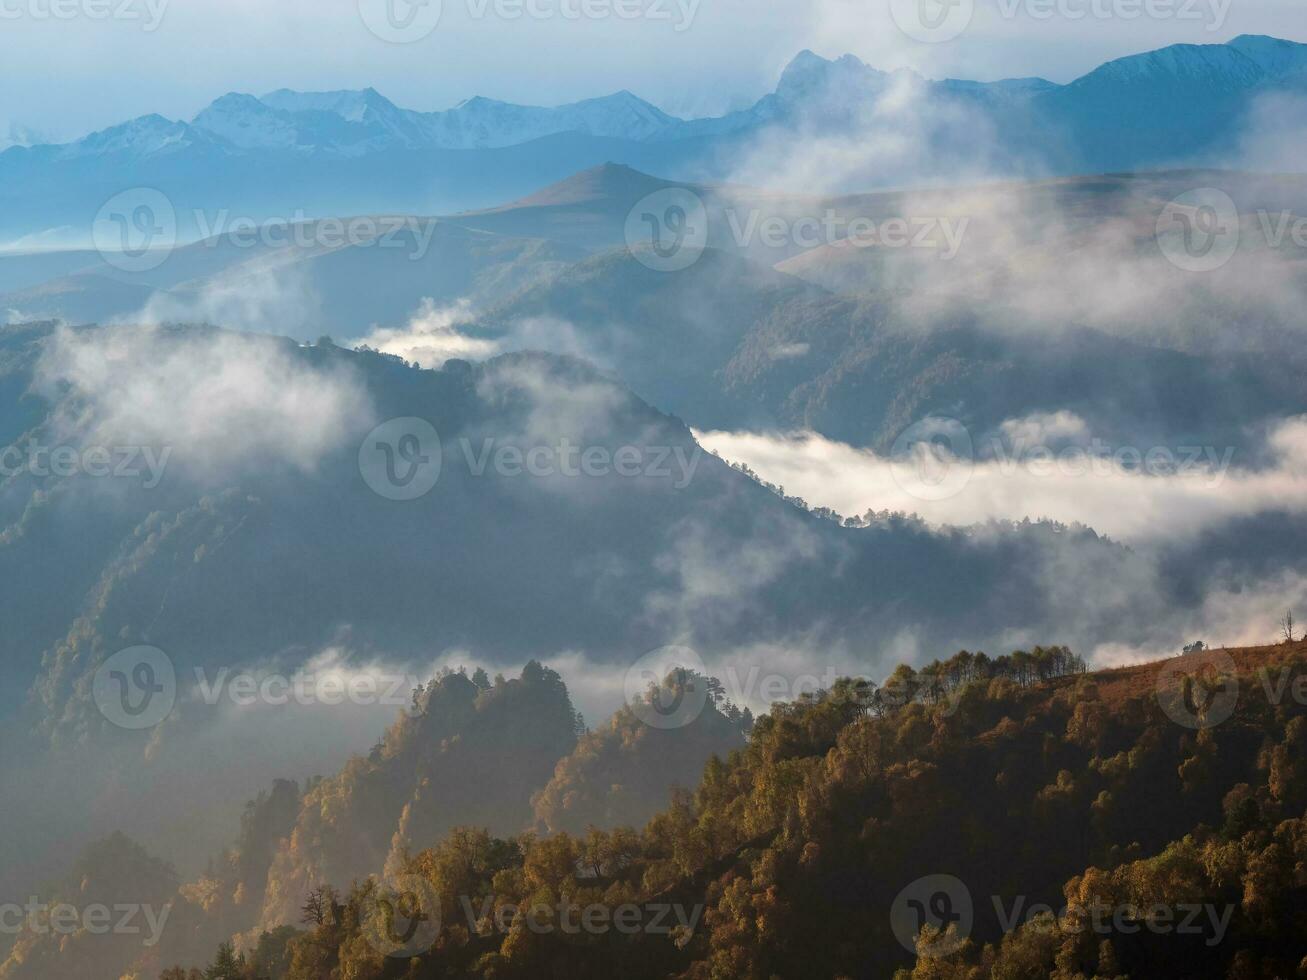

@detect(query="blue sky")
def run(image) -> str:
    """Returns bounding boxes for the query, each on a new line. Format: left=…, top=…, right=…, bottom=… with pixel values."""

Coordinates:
left=3, top=0, right=1306, bottom=142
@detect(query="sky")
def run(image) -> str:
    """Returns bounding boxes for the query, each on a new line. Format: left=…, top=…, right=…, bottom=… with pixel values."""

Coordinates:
left=2, top=0, right=1306, bottom=143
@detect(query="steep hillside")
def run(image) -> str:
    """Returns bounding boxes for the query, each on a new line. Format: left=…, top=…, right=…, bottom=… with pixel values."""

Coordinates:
left=166, top=638, right=1307, bottom=978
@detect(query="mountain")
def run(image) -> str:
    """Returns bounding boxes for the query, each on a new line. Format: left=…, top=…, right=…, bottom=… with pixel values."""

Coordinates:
left=0, top=832, right=180, bottom=980
left=7, top=163, right=1307, bottom=448
left=531, top=669, right=751, bottom=835
left=452, top=168, right=1307, bottom=453
left=1227, top=33, right=1307, bottom=78
left=0, top=663, right=747, bottom=979
left=0, top=123, right=52, bottom=152
left=0, top=218, right=585, bottom=338
left=1028, top=41, right=1286, bottom=169
left=6, top=36, right=1307, bottom=245
left=1, top=322, right=1162, bottom=738
left=210, top=87, right=690, bottom=153
left=253, top=663, right=583, bottom=931
left=167, top=639, right=1307, bottom=978
left=4, top=318, right=1261, bottom=903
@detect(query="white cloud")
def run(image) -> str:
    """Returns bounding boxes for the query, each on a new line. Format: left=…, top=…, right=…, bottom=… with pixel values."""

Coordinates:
left=697, top=416, right=1307, bottom=546
left=126, top=264, right=325, bottom=337
left=348, top=298, right=500, bottom=367
left=35, top=324, right=374, bottom=478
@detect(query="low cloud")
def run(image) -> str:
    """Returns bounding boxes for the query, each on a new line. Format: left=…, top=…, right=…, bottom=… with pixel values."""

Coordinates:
left=1090, top=569, right=1307, bottom=669
left=348, top=298, right=500, bottom=367
left=349, top=299, right=602, bottom=372
left=35, top=324, right=374, bottom=479
left=127, top=265, right=326, bottom=337
left=697, top=416, right=1307, bottom=546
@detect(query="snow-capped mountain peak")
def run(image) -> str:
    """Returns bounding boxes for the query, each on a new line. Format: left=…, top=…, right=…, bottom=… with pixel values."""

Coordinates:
left=62, top=113, right=202, bottom=159
left=774, top=50, right=887, bottom=105
left=192, top=93, right=301, bottom=150
left=18, top=34, right=1307, bottom=165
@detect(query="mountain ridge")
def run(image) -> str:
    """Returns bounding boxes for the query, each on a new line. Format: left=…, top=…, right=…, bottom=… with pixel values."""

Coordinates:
left=16, top=35, right=1307, bottom=161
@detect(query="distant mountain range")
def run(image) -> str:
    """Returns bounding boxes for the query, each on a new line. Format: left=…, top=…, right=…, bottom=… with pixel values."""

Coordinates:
left=3, top=35, right=1307, bottom=246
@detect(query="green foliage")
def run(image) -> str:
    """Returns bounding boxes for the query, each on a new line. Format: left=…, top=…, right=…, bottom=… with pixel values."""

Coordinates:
left=531, top=669, right=750, bottom=834
left=171, top=644, right=1307, bottom=979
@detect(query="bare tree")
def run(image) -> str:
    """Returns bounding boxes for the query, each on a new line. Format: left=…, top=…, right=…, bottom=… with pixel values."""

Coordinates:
left=1280, top=610, right=1296, bottom=644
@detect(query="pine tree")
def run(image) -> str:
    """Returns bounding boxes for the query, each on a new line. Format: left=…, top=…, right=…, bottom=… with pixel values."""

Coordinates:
left=205, top=942, right=243, bottom=980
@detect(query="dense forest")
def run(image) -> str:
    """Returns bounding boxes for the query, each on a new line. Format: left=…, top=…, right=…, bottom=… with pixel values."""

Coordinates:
left=136, top=639, right=1307, bottom=978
